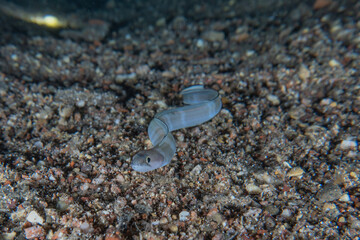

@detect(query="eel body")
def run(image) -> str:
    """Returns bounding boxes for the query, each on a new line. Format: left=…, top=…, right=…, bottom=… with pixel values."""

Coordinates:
left=131, top=85, right=222, bottom=172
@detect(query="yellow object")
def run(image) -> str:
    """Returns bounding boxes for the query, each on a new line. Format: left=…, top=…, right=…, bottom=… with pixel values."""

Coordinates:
left=0, top=1, right=68, bottom=28
left=29, top=14, right=65, bottom=28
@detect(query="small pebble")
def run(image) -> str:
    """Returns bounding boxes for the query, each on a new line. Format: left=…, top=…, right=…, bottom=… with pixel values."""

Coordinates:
left=115, top=73, right=136, bottom=84
left=24, top=226, right=45, bottom=239
left=245, top=49, right=255, bottom=57
left=316, top=183, right=343, bottom=203
left=191, top=165, right=202, bottom=175
left=202, top=31, right=225, bottom=42
left=162, top=70, right=176, bottom=79
left=33, top=141, right=44, bottom=149
left=168, top=224, right=178, bottom=233
left=2, top=232, right=16, bottom=240
left=319, top=98, right=333, bottom=106
left=288, top=107, right=306, bottom=120
left=152, top=220, right=160, bottom=225
left=265, top=205, right=280, bottom=216
left=59, top=106, right=73, bottom=118
left=287, top=167, right=304, bottom=177
left=245, top=183, right=262, bottom=194
left=80, top=221, right=93, bottom=233
left=208, top=212, right=223, bottom=225
left=212, top=233, right=224, bottom=240
left=339, top=140, right=357, bottom=150
left=156, top=17, right=166, bottom=27
left=254, top=172, right=272, bottom=183
left=329, top=59, right=341, bottom=67
left=232, top=33, right=249, bottom=43
left=172, top=16, right=186, bottom=30
left=339, top=194, right=351, bottom=202
left=281, top=209, right=292, bottom=218
left=323, top=203, right=336, bottom=212
left=159, top=217, right=168, bottom=224
left=298, top=64, right=310, bottom=81
left=243, top=208, right=262, bottom=218
left=92, top=174, right=105, bottom=185
left=62, top=56, right=70, bottom=63
left=350, top=172, right=358, bottom=180
left=196, top=39, right=205, bottom=48
left=10, top=54, right=18, bottom=61
left=313, top=0, right=332, bottom=10
left=26, top=211, right=44, bottom=225
left=135, top=65, right=150, bottom=76
left=57, top=200, right=69, bottom=211
left=76, top=100, right=86, bottom=108
left=265, top=216, right=276, bottom=230
left=80, top=183, right=89, bottom=191
left=179, top=211, right=190, bottom=221
left=266, top=94, right=280, bottom=105
left=351, top=219, right=360, bottom=230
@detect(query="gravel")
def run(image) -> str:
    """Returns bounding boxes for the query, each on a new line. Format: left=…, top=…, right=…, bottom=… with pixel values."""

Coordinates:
left=0, top=0, right=359, bottom=239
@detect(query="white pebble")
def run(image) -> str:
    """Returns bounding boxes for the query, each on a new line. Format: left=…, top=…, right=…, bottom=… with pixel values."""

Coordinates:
left=281, top=209, right=292, bottom=218
left=80, top=183, right=89, bottom=191
left=246, top=50, right=255, bottom=57
left=191, top=165, right=202, bottom=175
left=26, top=211, right=44, bottom=225
left=320, top=98, right=333, bottom=106
left=76, top=100, right=86, bottom=108
left=266, top=94, right=280, bottom=105
left=92, top=174, right=105, bottom=185
left=11, top=54, right=18, bottom=61
left=49, top=175, right=56, bottom=181
left=152, top=220, right=160, bottom=225
left=80, top=221, right=93, bottom=233
left=243, top=208, right=262, bottom=217
left=339, top=140, right=357, bottom=150
left=156, top=100, right=168, bottom=109
left=196, top=39, right=205, bottom=48
left=329, top=59, right=341, bottom=67
left=339, top=194, right=351, bottom=202
left=63, top=56, right=70, bottom=63
left=33, top=141, right=44, bottom=149
left=80, top=222, right=89, bottom=230
left=179, top=211, right=190, bottom=221
left=245, top=183, right=262, bottom=194
left=115, top=72, right=136, bottom=84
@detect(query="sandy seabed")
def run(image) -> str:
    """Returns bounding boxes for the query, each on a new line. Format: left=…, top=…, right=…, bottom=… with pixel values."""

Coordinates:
left=0, top=0, right=359, bottom=239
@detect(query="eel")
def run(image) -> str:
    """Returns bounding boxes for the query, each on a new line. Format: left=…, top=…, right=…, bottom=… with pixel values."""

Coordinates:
left=131, top=85, right=222, bottom=172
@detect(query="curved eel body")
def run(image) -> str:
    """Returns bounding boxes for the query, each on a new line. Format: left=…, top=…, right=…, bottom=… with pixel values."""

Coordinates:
left=131, top=85, right=222, bottom=172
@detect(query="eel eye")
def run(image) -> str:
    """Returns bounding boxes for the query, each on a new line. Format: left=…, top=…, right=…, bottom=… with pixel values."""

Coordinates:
left=146, top=156, right=151, bottom=163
